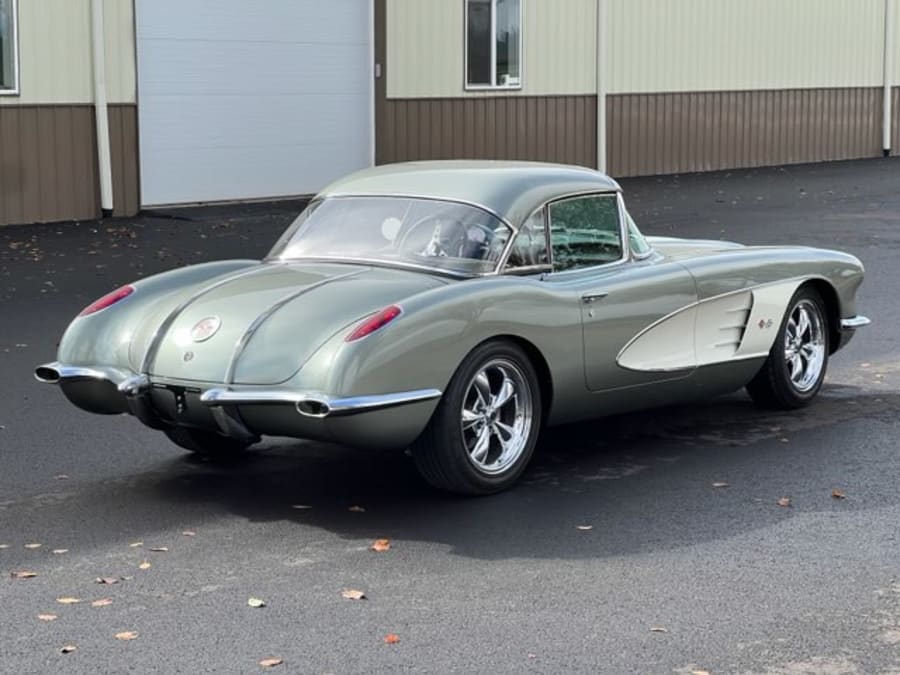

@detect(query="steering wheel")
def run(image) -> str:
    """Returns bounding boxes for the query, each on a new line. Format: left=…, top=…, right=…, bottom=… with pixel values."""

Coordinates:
left=396, top=217, right=495, bottom=259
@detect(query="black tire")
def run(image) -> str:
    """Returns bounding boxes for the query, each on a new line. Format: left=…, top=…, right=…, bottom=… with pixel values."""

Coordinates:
left=412, top=340, right=542, bottom=495
left=746, top=286, right=830, bottom=410
left=164, top=427, right=251, bottom=458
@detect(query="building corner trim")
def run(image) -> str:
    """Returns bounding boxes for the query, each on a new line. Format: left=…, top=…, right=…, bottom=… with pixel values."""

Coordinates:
left=884, top=0, right=896, bottom=154
left=90, top=0, right=114, bottom=215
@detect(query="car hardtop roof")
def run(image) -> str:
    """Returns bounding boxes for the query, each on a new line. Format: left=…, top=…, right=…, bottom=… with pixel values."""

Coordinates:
left=317, top=160, right=622, bottom=227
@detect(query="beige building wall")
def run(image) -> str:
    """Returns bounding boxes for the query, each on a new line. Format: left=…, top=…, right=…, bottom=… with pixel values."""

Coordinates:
left=610, top=0, right=886, bottom=93
left=0, top=0, right=136, bottom=105
left=386, top=0, right=597, bottom=98
left=387, top=0, right=889, bottom=98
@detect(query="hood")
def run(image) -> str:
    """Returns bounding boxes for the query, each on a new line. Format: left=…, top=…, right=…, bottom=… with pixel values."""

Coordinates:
left=145, top=262, right=447, bottom=385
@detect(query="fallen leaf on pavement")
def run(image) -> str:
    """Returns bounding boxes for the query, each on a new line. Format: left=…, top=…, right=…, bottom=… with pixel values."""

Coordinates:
left=370, top=539, right=391, bottom=552
left=181, top=531, right=196, bottom=537
left=831, top=488, right=847, bottom=499
left=115, top=631, right=139, bottom=641
left=341, top=589, right=367, bottom=600
left=779, top=437, right=790, bottom=443
left=248, top=597, right=266, bottom=608
left=575, top=525, right=593, bottom=531
left=56, top=597, right=81, bottom=604
left=711, top=481, right=730, bottom=488
left=691, top=670, right=711, bottom=675
left=0, top=544, right=9, bottom=549
left=11, top=571, right=38, bottom=579
left=650, top=626, right=668, bottom=633
left=96, top=577, right=120, bottom=585
left=384, top=633, right=400, bottom=644
left=60, top=645, right=77, bottom=654
left=138, top=561, right=151, bottom=570
left=777, top=497, right=792, bottom=508
left=38, top=614, right=58, bottom=621
left=149, top=547, right=169, bottom=553
left=52, top=549, right=69, bottom=555
left=91, top=599, right=113, bottom=608
left=24, top=543, right=41, bottom=549
left=259, top=658, right=283, bottom=668
left=291, top=504, right=312, bottom=510
left=128, top=542, right=143, bottom=548
left=348, top=505, right=366, bottom=512
left=55, top=475, right=69, bottom=480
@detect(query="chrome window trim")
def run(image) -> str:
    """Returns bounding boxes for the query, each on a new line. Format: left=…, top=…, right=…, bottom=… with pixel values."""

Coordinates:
left=0, top=0, right=19, bottom=96
left=620, top=197, right=655, bottom=261
left=541, top=191, right=630, bottom=278
left=500, top=205, right=550, bottom=273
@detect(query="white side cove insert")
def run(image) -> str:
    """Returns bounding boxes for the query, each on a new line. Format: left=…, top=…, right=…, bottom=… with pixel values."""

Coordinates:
left=617, top=280, right=805, bottom=372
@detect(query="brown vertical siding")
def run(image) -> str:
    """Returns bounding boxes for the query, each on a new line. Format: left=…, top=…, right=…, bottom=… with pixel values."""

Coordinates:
left=0, top=105, right=98, bottom=225
left=377, top=96, right=598, bottom=168
left=0, top=104, right=139, bottom=226
left=608, top=88, right=884, bottom=177
left=108, top=104, right=140, bottom=217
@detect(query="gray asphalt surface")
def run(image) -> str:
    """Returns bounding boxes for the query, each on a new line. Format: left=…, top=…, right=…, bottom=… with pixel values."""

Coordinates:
left=1, top=159, right=898, bottom=674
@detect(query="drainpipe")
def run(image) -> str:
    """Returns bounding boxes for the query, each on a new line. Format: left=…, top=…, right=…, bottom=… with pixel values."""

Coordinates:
left=90, top=0, right=114, bottom=217
left=884, top=0, right=896, bottom=157
left=596, top=0, right=609, bottom=173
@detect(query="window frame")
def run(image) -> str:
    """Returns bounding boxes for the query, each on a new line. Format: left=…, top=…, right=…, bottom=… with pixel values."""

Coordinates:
left=501, top=206, right=552, bottom=275
left=464, top=0, right=524, bottom=92
left=543, top=191, right=631, bottom=276
left=0, top=0, right=19, bottom=96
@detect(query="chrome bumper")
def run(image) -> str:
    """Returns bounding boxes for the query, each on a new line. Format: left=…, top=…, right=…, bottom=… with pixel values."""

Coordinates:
left=200, top=387, right=442, bottom=419
left=840, top=316, right=871, bottom=330
left=35, top=362, right=441, bottom=424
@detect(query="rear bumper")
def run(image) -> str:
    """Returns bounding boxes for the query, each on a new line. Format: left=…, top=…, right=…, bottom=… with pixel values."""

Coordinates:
left=34, top=362, right=441, bottom=448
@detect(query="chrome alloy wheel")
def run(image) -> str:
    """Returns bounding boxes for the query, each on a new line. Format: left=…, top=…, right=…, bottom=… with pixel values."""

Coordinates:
left=783, top=298, right=826, bottom=393
left=460, top=358, right=533, bottom=475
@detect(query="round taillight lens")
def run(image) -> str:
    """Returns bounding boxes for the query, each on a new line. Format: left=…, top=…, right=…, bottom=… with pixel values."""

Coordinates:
left=345, top=305, right=402, bottom=342
left=78, top=285, right=135, bottom=317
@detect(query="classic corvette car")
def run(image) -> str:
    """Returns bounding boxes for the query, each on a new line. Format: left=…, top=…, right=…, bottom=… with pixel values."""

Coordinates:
left=36, top=161, right=869, bottom=494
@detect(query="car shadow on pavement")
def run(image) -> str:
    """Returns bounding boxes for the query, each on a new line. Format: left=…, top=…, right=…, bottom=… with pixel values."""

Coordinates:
left=147, top=386, right=900, bottom=561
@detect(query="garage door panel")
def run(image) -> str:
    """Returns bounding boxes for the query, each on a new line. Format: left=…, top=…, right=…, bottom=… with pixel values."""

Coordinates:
left=141, top=142, right=369, bottom=206
left=139, top=95, right=370, bottom=151
left=137, top=41, right=370, bottom=97
left=137, top=0, right=365, bottom=44
left=136, top=0, right=372, bottom=206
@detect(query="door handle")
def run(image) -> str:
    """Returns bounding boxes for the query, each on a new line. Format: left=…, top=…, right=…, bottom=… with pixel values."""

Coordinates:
left=582, top=292, right=608, bottom=304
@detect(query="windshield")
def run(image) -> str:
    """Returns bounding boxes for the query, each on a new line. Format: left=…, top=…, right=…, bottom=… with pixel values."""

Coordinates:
left=268, top=197, right=512, bottom=275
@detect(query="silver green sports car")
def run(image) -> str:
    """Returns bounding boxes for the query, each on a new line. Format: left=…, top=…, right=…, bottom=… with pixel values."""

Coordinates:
left=36, top=161, right=870, bottom=494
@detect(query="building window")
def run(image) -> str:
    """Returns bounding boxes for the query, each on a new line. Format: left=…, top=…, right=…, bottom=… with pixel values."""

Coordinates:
left=0, top=0, right=18, bottom=94
left=466, top=0, right=521, bottom=89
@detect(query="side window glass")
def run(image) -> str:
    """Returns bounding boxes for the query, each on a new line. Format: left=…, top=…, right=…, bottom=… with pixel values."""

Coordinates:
left=505, top=210, right=548, bottom=270
left=549, top=195, right=622, bottom=271
left=625, top=209, right=652, bottom=257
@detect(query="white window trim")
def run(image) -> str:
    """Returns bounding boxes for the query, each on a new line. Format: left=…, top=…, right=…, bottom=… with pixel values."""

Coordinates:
left=464, top=0, right=523, bottom=92
left=0, top=0, right=19, bottom=96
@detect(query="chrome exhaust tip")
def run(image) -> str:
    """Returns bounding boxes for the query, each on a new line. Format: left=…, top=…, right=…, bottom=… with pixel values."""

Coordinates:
left=34, top=364, right=62, bottom=384
left=296, top=398, right=331, bottom=418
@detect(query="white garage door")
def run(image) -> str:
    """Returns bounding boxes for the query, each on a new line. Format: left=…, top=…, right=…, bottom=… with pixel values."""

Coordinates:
left=135, top=0, right=372, bottom=206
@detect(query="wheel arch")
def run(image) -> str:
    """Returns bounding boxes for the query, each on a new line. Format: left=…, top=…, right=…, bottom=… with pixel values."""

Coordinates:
left=801, top=278, right=841, bottom=354
left=475, top=334, right=555, bottom=419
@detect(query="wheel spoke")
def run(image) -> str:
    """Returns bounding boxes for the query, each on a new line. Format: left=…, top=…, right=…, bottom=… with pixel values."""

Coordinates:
left=473, top=371, right=491, bottom=409
left=492, top=420, right=517, bottom=444
left=461, top=408, right=481, bottom=430
left=491, top=374, right=516, bottom=410
left=470, top=426, right=491, bottom=463
left=796, top=308, right=811, bottom=339
left=790, top=354, right=803, bottom=382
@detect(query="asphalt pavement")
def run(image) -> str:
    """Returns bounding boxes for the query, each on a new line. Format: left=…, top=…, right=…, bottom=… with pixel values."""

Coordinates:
left=1, top=159, right=898, bottom=674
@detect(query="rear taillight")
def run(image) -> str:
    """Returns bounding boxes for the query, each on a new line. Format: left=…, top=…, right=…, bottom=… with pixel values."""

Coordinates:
left=78, top=285, right=135, bottom=317
left=345, top=305, right=402, bottom=342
